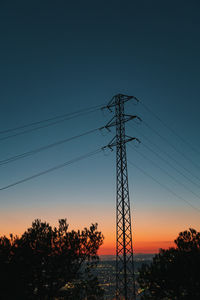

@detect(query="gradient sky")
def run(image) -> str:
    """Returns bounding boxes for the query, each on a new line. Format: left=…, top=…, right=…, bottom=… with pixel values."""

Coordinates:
left=0, top=0, right=200, bottom=254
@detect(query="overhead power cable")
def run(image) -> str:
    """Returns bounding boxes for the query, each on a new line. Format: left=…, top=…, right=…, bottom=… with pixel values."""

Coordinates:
left=0, top=106, right=102, bottom=142
left=128, top=159, right=200, bottom=214
left=0, top=103, right=103, bottom=135
left=143, top=120, right=200, bottom=170
left=0, top=148, right=102, bottom=191
left=129, top=144, right=200, bottom=201
left=128, top=123, right=200, bottom=182
left=141, top=142, right=200, bottom=190
left=140, top=101, right=200, bottom=156
left=0, top=128, right=100, bottom=166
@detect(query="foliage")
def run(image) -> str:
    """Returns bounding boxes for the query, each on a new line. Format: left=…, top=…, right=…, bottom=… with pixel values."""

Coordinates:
left=138, top=228, right=200, bottom=300
left=0, top=219, right=104, bottom=299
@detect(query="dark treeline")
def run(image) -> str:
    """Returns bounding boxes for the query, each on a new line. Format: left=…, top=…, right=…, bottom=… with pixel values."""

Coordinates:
left=1, top=220, right=200, bottom=300
left=0, top=219, right=104, bottom=300
left=138, top=228, right=200, bottom=300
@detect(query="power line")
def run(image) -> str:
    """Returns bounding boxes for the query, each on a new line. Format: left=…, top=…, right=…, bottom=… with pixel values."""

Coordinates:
left=0, top=107, right=102, bottom=142
left=128, top=123, right=200, bottom=182
left=143, top=120, right=200, bottom=170
left=140, top=101, right=200, bottom=156
left=128, top=159, right=200, bottom=214
left=0, top=148, right=102, bottom=191
left=0, top=128, right=100, bottom=166
left=141, top=142, right=200, bottom=190
left=129, top=144, right=200, bottom=201
left=0, top=103, right=103, bottom=135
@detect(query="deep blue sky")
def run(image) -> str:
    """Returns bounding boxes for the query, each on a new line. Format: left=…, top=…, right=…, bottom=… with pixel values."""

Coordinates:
left=0, top=0, right=200, bottom=252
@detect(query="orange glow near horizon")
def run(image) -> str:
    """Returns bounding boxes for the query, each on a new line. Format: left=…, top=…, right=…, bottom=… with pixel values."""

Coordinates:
left=0, top=223, right=175, bottom=255
left=99, top=237, right=175, bottom=255
left=97, top=220, right=178, bottom=255
left=0, top=204, right=198, bottom=255
left=97, top=226, right=176, bottom=255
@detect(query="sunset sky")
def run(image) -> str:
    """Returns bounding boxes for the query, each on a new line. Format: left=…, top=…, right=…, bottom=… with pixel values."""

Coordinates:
left=0, top=0, right=200, bottom=254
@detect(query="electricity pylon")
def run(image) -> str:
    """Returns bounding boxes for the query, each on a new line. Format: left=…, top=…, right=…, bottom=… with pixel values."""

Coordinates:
left=103, top=94, right=140, bottom=300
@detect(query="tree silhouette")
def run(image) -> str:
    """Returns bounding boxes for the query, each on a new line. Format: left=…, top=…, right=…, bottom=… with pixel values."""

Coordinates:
left=138, top=228, right=200, bottom=300
left=0, top=219, right=104, bottom=299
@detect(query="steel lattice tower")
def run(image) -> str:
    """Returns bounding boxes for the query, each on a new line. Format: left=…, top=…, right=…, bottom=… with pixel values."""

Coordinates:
left=103, top=94, right=140, bottom=300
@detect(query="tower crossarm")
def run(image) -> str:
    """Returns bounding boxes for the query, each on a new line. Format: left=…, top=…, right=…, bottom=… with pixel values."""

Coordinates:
left=102, top=137, right=140, bottom=151
left=104, top=115, right=141, bottom=131
left=101, top=93, right=139, bottom=111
